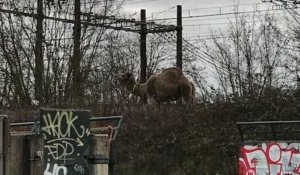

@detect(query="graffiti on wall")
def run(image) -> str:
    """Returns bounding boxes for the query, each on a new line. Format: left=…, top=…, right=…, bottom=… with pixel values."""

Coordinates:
left=40, top=108, right=90, bottom=175
left=239, top=142, right=300, bottom=175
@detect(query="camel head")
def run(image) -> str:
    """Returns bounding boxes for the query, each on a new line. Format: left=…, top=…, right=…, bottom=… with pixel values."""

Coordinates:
left=118, top=72, right=136, bottom=85
left=118, top=72, right=137, bottom=93
left=118, top=72, right=147, bottom=99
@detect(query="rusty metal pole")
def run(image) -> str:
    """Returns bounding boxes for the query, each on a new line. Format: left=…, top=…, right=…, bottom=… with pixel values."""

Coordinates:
left=176, top=5, right=183, bottom=70
left=35, top=0, right=44, bottom=104
left=140, top=9, right=148, bottom=104
left=140, top=9, right=147, bottom=83
left=0, top=115, right=8, bottom=175
left=73, top=0, right=82, bottom=104
left=0, top=116, right=3, bottom=175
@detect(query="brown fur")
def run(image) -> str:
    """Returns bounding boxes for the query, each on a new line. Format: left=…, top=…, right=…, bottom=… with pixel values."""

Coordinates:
left=118, top=67, right=196, bottom=106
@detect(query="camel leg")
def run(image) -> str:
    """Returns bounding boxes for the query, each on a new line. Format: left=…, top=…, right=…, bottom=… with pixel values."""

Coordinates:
left=152, top=96, right=161, bottom=112
left=179, top=82, right=192, bottom=103
left=178, top=82, right=195, bottom=109
left=155, top=101, right=160, bottom=111
left=142, top=96, right=148, bottom=104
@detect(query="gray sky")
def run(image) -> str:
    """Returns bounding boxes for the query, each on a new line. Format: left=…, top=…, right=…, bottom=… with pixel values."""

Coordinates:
left=123, top=0, right=255, bottom=13
left=121, top=0, right=276, bottom=41
left=120, top=0, right=294, bottom=86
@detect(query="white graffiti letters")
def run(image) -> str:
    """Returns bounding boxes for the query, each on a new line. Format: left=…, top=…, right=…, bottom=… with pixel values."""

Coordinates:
left=42, top=109, right=90, bottom=175
left=42, top=111, right=85, bottom=138
left=42, top=111, right=88, bottom=161
left=45, top=141, right=74, bottom=160
left=44, top=163, right=67, bottom=175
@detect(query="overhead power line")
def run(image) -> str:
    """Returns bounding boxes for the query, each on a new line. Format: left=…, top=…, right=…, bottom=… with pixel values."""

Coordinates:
left=147, top=6, right=299, bottom=22
left=0, top=7, right=177, bottom=33
left=262, top=0, right=300, bottom=25
left=149, top=2, right=265, bottom=14
left=124, top=0, right=161, bottom=4
left=156, top=32, right=223, bottom=69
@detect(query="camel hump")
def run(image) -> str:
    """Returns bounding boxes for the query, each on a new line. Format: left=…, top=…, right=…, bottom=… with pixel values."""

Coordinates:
left=161, top=67, right=183, bottom=75
left=160, top=67, right=185, bottom=82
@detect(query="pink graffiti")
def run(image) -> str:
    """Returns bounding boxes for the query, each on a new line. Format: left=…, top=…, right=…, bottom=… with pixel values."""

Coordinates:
left=239, top=142, right=300, bottom=175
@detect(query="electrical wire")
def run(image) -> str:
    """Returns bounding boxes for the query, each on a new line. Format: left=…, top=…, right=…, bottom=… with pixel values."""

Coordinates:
left=124, top=0, right=161, bottom=4
left=147, top=7, right=295, bottom=22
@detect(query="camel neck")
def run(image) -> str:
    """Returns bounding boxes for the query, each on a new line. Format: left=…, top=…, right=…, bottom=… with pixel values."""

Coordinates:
left=126, top=83, right=138, bottom=94
left=132, top=84, right=138, bottom=93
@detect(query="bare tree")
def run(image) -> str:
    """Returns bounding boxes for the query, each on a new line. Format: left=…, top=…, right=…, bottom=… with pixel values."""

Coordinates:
left=201, top=13, right=290, bottom=102
left=0, top=0, right=123, bottom=108
left=0, top=1, right=35, bottom=107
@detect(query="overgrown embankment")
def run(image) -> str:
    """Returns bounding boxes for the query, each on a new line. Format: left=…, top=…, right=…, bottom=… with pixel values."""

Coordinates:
left=115, top=104, right=238, bottom=175
left=4, top=87, right=300, bottom=174
left=114, top=89, right=300, bottom=174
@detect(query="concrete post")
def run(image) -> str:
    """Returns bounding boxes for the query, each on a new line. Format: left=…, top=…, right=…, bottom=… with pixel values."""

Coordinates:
left=89, top=134, right=109, bottom=175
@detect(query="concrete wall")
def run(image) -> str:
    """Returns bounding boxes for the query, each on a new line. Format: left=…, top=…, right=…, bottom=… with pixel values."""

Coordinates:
left=6, top=133, right=44, bottom=175
left=7, top=134, right=28, bottom=175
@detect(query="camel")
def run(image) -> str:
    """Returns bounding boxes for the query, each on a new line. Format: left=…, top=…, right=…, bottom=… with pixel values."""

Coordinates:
left=118, top=67, right=196, bottom=107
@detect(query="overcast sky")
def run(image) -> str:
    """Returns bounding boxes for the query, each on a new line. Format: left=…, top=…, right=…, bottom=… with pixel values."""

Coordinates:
left=123, top=0, right=263, bottom=13
left=120, top=0, right=276, bottom=40
left=119, top=0, right=294, bottom=85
